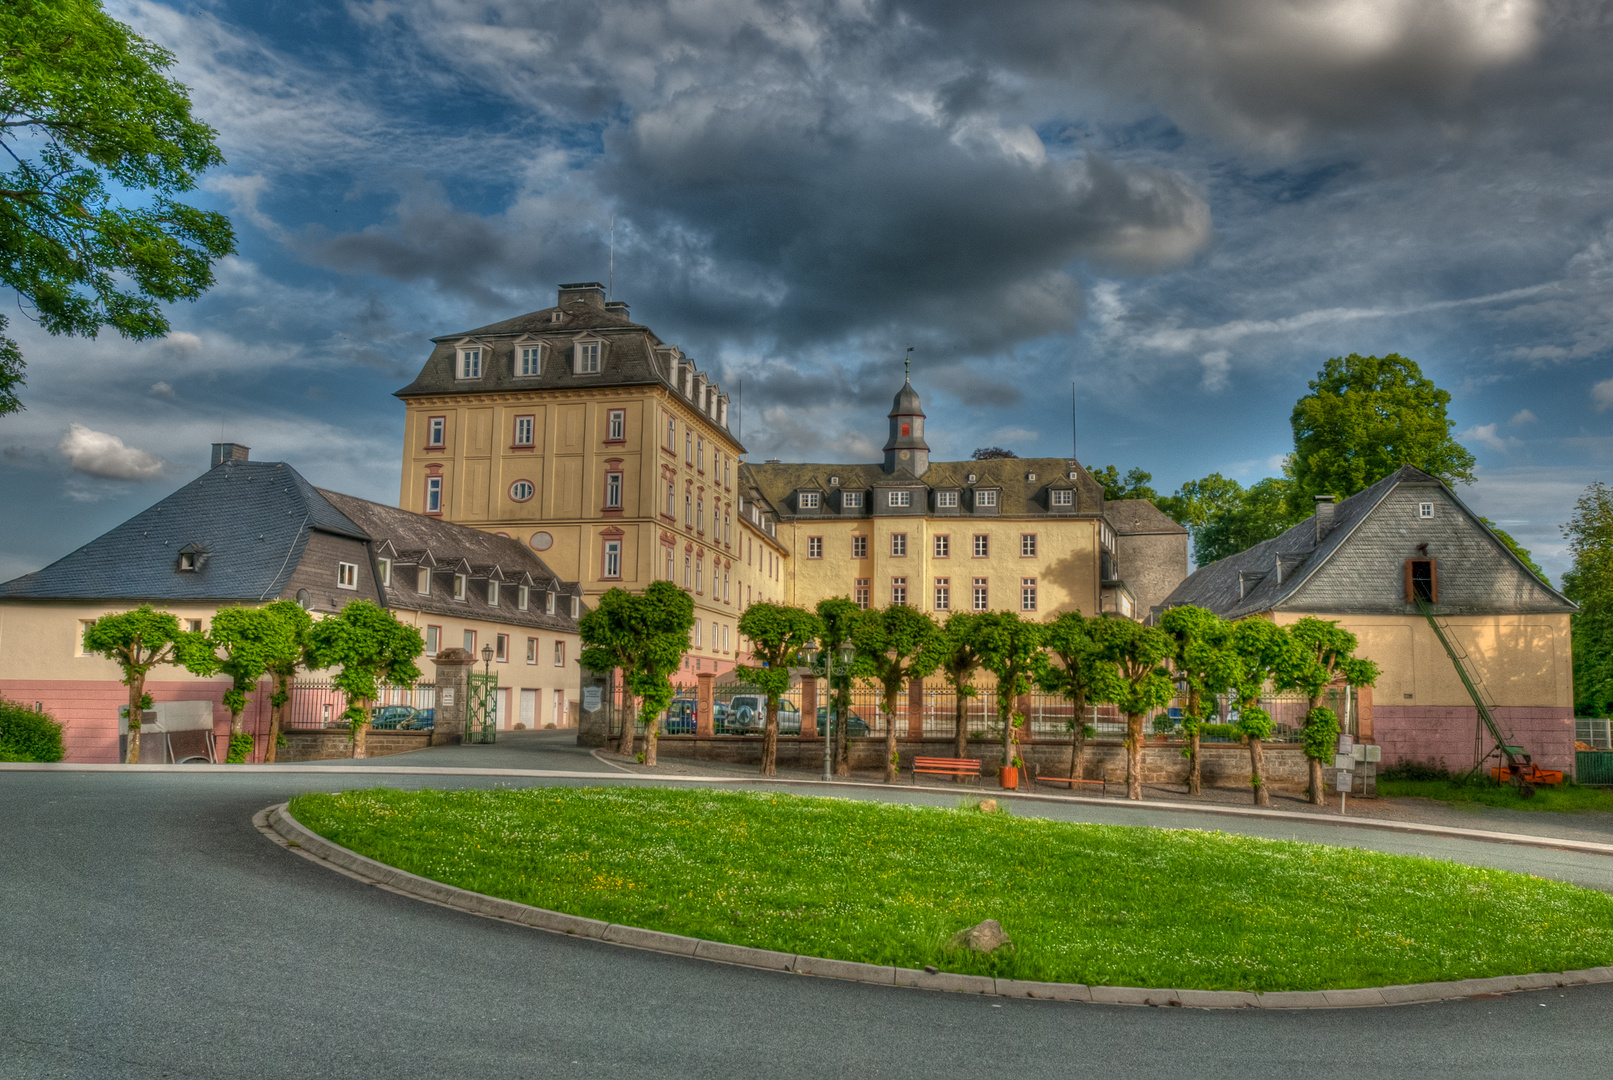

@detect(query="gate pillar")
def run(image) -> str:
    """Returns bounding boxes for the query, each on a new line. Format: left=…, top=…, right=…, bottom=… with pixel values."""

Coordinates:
left=696, top=672, right=715, bottom=737
left=801, top=678, right=819, bottom=738
left=907, top=678, right=925, bottom=739
left=429, top=648, right=475, bottom=746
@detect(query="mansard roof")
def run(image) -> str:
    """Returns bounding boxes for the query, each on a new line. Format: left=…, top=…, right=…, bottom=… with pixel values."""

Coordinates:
left=742, top=457, right=1109, bottom=520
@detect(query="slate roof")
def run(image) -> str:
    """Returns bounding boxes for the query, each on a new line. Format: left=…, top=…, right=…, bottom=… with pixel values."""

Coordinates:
left=741, top=457, right=1108, bottom=519
left=1104, top=499, right=1188, bottom=536
left=0, top=460, right=365, bottom=602
left=1160, top=465, right=1575, bottom=619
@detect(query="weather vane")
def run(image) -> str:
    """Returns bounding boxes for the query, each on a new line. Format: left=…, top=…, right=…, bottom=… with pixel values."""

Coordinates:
left=904, top=345, right=913, bottom=381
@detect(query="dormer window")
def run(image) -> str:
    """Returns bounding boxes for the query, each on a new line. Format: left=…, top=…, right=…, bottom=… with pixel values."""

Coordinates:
left=518, top=585, right=529, bottom=611
left=936, top=491, right=959, bottom=508
left=546, top=591, right=556, bottom=615
left=1026, top=472, right=1036, bottom=482
left=843, top=491, right=864, bottom=509
left=517, top=343, right=543, bottom=377
left=453, top=574, right=468, bottom=601
left=177, top=551, right=198, bottom=572
left=967, top=473, right=977, bottom=484
left=550, top=310, right=563, bottom=323
left=799, top=491, right=821, bottom=509
left=976, top=490, right=998, bottom=508
left=889, top=490, right=912, bottom=508
left=458, top=347, right=483, bottom=379
left=829, top=475, right=840, bottom=487
left=574, top=339, right=602, bottom=374
left=1050, top=489, right=1074, bottom=507
left=487, top=581, right=500, bottom=607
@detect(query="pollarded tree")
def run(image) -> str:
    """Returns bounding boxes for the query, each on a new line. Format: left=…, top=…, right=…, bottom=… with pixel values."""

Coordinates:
left=736, top=602, right=823, bottom=777
left=180, top=604, right=311, bottom=763
left=1284, top=617, right=1380, bottom=805
left=1158, top=605, right=1235, bottom=796
left=82, top=605, right=198, bottom=763
left=305, top=600, right=424, bottom=760
left=260, top=600, right=313, bottom=764
left=851, top=603, right=944, bottom=783
left=814, top=597, right=864, bottom=777
left=975, top=611, right=1046, bottom=774
left=1223, top=618, right=1299, bottom=807
left=1038, top=610, right=1115, bottom=784
left=578, top=582, right=695, bottom=764
left=1088, top=616, right=1176, bottom=801
left=935, top=611, right=987, bottom=760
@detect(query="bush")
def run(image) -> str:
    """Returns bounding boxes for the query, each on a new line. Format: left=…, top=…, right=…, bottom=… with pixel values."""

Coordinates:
left=225, top=733, right=254, bottom=763
left=1198, top=723, right=1242, bottom=741
left=1380, top=759, right=1455, bottom=782
left=0, top=699, right=65, bottom=762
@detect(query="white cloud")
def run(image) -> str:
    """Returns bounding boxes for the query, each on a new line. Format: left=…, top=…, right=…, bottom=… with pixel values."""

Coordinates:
left=1199, top=349, right=1231, bottom=392
left=57, top=424, right=166, bottom=481
left=149, top=382, right=174, bottom=398
left=1594, top=378, right=1613, bottom=411
left=1509, top=408, right=1537, bottom=425
left=1459, top=422, right=1519, bottom=454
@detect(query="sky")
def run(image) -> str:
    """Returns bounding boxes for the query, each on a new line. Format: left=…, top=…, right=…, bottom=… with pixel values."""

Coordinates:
left=2, top=0, right=1611, bottom=585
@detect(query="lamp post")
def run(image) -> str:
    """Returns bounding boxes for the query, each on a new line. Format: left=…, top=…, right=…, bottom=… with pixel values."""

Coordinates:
left=805, top=640, right=857, bottom=782
left=480, top=644, right=494, bottom=738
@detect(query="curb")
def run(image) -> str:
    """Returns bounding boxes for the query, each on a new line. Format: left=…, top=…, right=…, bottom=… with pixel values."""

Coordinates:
left=256, top=801, right=1613, bottom=1010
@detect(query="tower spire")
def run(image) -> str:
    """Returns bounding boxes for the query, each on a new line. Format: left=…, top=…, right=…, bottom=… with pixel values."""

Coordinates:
left=904, top=345, right=912, bottom=382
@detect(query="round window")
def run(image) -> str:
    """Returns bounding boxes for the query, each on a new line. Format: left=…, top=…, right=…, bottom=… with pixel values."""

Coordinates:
left=530, top=530, right=553, bottom=551
left=509, top=480, right=534, bottom=502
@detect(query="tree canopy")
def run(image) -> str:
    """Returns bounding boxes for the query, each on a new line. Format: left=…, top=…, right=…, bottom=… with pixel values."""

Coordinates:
left=579, top=582, right=695, bottom=762
left=82, top=605, right=197, bottom=763
left=852, top=603, right=942, bottom=782
left=0, top=0, right=236, bottom=415
left=305, top=601, right=424, bottom=758
left=970, top=447, right=1017, bottom=460
left=1088, top=615, right=1175, bottom=800
left=1564, top=481, right=1613, bottom=716
left=974, top=611, right=1045, bottom=767
left=736, top=601, right=823, bottom=777
left=1089, top=465, right=1160, bottom=503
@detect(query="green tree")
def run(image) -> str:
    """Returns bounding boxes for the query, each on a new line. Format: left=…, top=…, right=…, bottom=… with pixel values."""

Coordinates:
left=1088, top=616, right=1175, bottom=800
left=1289, top=353, right=1476, bottom=510
left=736, top=602, right=822, bottom=777
left=971, top=447, right=1018, bottom=460
left=975, top=611, right=1046, bottom=773
left=0, top=698, right=64, bottom=762
left=82, top=605, right=197, bottom=763
left=1088, top=464, right=1159, bottom=502
left=1223, top=618, right=1298, bottom=806
left=1284, top=617, right=1380, bottom=805
left=179, top=607, right=274, bottom=763
left=851, top=603, right=943, bottom=783
left=259, top=600, right=312, bottom=764
left=1158, top=605, right=1234, bottom=796
left=1038, top=611, right=1114, bottom=783
left=934, top=611, right=987, bottom=760
left=813, top=596, right=864, bottom=777
left=0, top=0, right=236, bottom=415
left=305, top=600, right=424, bottom=759
left=579, top=582, right=695, bottom=765
left=1563, top=482, right=1613, bottom=716
left=1191, top=476, right=1303, bottom=565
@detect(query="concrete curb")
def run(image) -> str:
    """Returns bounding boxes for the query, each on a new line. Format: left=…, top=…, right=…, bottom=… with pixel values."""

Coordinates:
left=256, top=801, right=1613, bottom=1010
left=15, top=759, right=1613, bottom=858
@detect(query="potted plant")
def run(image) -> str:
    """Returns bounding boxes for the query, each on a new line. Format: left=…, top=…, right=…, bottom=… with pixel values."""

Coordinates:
left=1000, top=755, right=1023, bottom=790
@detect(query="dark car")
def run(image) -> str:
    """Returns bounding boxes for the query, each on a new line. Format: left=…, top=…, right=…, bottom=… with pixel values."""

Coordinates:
left=404, top=709, right=434, bottom=730
left=816, top=706, right=871, bottom=736
left=370, top=705, right=418, bottom=730
left=664, top=700, right=698, bottom=735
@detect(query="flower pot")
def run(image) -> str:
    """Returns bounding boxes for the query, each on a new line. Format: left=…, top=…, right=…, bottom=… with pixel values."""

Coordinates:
left=999, top=766, right=1019, bottom=790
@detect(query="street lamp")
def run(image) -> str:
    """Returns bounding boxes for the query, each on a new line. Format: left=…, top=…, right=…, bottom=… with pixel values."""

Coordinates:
left=480, top=644, right=494, bottom=740
left=804, top=640, right=857, bottom=782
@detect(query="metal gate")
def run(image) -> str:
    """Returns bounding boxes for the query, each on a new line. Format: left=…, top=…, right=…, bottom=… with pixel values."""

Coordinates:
left=467, top=673, right=498, bottom=744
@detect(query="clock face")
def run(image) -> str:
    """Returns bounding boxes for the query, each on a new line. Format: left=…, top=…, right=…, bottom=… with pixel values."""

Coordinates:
left=899, top=450, right=911, bottom=460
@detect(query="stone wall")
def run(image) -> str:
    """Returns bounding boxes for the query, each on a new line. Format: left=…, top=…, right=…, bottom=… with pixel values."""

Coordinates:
left=279, top=729, right=431, bottom=762
left=1373, top=705, right=1575, bottom=774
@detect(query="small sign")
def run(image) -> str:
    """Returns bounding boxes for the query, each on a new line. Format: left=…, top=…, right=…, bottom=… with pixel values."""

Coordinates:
left=441, top=687, right=455, bottom=706
left=1337, top=733, right=1354, bottom=753
left=1364, top=745, right=1382, bottom=763
left=1337, top=770, right=1352, bottom=790
left=1351, top=744, right=1368, bottom=762
left=1334, top=753, right=1355, bottom=771
left=583, top=687, right=603, bottom=712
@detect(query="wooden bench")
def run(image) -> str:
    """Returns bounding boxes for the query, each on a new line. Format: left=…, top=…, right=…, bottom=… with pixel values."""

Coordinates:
left=1032, top=766, right=1108, bottom=797
left=911, top=756, right=982, bottom=785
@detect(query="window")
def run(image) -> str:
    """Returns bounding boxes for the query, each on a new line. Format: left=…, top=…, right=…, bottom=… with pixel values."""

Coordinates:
left=852, top=535, right=867, bottom=558
left=546, top=590, right=556, bottom=615
left=1405, top=558, right=1438, bottom=602
left=519, top=345, right=542, bottom=376
left=973, top=534, right=989, bottom=557
left=976, top=489, right=998, bottom=508
left=665, top=546, right=674, bottom=581
left=605, top=471, right=623, bottom=508
left=575, top=340, right=601, bottom=373
left=571, top=595, right=580, bottom=618
left=425, top=476, right=443, bottom=514
left=855, top=579, right=870, bottom=609
left=891, top=533, right=907, bottom=557
left=694, top=619, right=704, bottom=648
left=722, top=624, right=729, bottom=652
left=684, top=554, right=692, bottom=587
left=495, top=634, right=509, bottom=662
left=667, top=415, right=676, bottom=450
left=458, top=347, right=482, bottom=379
left=603, top=539, right=622, bottom=579
left=723, top=570, right=730, bottom=602
left=934, top=578, right=950, bottom=611
left=686, top=431, right=693, bottom=463
left=463, top=629, right=476, bottom=652
left=513, top=415, right=534, bottom=446
left=377, top=558, right=391, bottom=586
left=799, top=491, right=820, bottom=509
left=1021, top=534, right=1037, bottom=557
left=934, top=535, right=950, bottom=558
left=427, top=416, right=445, bottom=447
left=510, top=480, right=534, bottom=502
left=936, top=490, right=958, bottom=508
left=454, top=574, right=468, bottom=601
left=607, top=409, right=626, bottom=441
left=518, top=585, right=529, bottom=611
left=526, top=638, right=538, bottom=664
left=186, top=619, right=203, bottom=634
left=695, top=557, right=703, bottom=593
left=697, top=437, right=705, bottom=470
left=807, top=536, right=823, bottom=558
left=488, top=581, right=500, bottom=607
left=843, top=491, right=864, bottom=509
left=1051, top=489, right=1074, bottom=507
left=724, top=509, right=731, bottom=544
left=685, top=492, right=692, bottom=526
left=697, top=497, right=704, bottom=532
left=973, top=578, right=989, bottom=611
left=1021, top=578, right=1037, bottom=611
left=417, top=567, right=432, bottom=594
left=178, top=551, right=197, bottom=571
left=891, top=577, right=908, bottom=605
left=1419, top=502, right=1435, bottom=519
left=425, top=626, right=440, bottom=655
left=335, top=561, right=358, bottom=590
left=725, top=458, right=731, bottom=488
left=554, top=640, right=566, bottom=667
left=889, top=490, right=911, bottom=507
left=664, top=481, right=675, bottom=518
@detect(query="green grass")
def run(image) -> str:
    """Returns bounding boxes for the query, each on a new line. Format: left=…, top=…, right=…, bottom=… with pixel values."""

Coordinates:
left=1380, top=778, right=1613, bottom=814
left=288, top=787, right=1613, bottom=993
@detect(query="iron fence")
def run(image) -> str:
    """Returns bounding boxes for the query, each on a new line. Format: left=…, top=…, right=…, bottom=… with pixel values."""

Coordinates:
left=283, top=679, right=437, bottom=730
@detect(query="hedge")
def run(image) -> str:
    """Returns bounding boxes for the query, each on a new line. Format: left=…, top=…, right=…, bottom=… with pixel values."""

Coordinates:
left=0, top=699, right=65, bottom=762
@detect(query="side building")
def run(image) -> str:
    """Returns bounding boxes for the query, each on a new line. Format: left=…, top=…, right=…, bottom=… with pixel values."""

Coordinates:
left=0, top=446, right=584, bottom=762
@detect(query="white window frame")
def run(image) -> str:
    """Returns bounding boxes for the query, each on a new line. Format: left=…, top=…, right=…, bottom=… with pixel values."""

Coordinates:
left=889, top=490, right=911, bottom=507
left=518, top=343, right=543, bottom=377
left=376, top=558, right=391, bottom=587
left=454, top=574, right=468, bottom=601
left=336, top=561, right=357, bottom=590
left=495, top=634, right=509, bottom=662
left=571, top=596, right=580, bottom=618
left=891, top=533, right=907, bottom=557
left=608, top=409, right=626, bottom=440
left=976, top=489, right=998, bottom=508
left=526, top=637, right=538, bottom=664
left=1419, top=502, right=1435, bottom=519
left=603, top=539, right=622, bottom=579
left=427, top=416, right=446, bottom=447
left=518, top=585, right=529, bottom=611
left=973, top=534, right=989, bottom=558
left=799, top=491, right=820, bottom=509
left=807, top=536, right=823, bottom=559
left=425, top=476, right=443, bottom=514
left=1021, top=534, right=1037, bottom=557
left=934, top=535, right=950, bottom=558
left=854, top=579, right=869, bottom=609
left=574, top=339, right=602, bottom=374
left=934, top=578, right=950, bottom=611
left=973, top=578, right=989, bottom=611
left=510, top=480, right=534, bottom=502
left=458, top=346, right=483, bottom=379
left=1051, top=489, right=1074, bottom=507
left=513, top=415, right=534, bottom=446
left=936, top=490, right=958, bottom=508
left=463, top=629, right=476, bottom=652
left=488, top=581, right=500, bottom=607
left=417, top=567, right=432, bottom=594
left=554, top=640, right=566, bottom=667
left=425, top=625, right=440, bottom=656
left=891, top=576, right=908, bottom=605
left=1021, top=577, right=1037, bottom=612
left=605, top=471, right=623, bottom=509
left=852, top=536, right=867, bottom=559
left=843, top=491, right=864, bottom=509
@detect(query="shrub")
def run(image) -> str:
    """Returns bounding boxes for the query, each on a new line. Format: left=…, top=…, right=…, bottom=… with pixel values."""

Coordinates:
left=1380, top=759, right=1454, bottom=782
left=0, top=699, right=65, bottom=762
left=1198, top=723, right=1242, bottom=741
left=225, top=733, right=254, bottom=763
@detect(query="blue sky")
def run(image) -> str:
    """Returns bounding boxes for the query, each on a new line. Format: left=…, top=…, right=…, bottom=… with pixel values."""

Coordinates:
left=3, top=0, right=1611, bottom=583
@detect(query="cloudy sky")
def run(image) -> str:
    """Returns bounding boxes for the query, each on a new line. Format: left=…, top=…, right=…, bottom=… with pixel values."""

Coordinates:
left=3, top=0, right=1611, bottom=583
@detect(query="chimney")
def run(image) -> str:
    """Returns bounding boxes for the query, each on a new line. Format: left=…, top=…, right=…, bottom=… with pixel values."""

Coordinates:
left=604, top=300, right=630, bottom=319
left=211, top=442, right=250, bottom=468
left=556, top=281, right=606, bottom=310
left=1314, top=495, right=1337, bottom=543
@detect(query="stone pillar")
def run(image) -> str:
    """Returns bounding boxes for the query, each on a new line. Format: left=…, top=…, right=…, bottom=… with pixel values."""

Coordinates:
left=429, top=648, right=475, bottom=746
left=907, top=678, right=925, bottom=739
left=1356, top=685, right=1374, bottom=743
left=696, top=671, right=715, bottom=736
left=576, top=666, right=612, bottom=747
left=801, top=678, right=819, bottom=738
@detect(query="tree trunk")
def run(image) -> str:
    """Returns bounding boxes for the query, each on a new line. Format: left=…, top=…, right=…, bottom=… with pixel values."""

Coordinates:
left=1188, top=729, right=1202, bottom=795
left=264, top=673, right=287, bottom=764
left=351, top=700, right=369, bottom=759
left=226, top=708, right=247, bottom=763
left=883, top=688, right=899, bottom=784
left=954, top=691, right=968, bottom=761
left=761, top=696, right=779, bottom=777
left=834, top=682, right=850, bottom=777
left=1125, top=711, right=1144, bottom=800
left=126, top=674, right=145, bottom=764
left=1249, top=736, right=1269, bottom=806
left=618, top=688, right=637, bottom=760
left=1001, top=697, right=1014, bottom=767
left=645, top=713, right=660, bottom=767
left=1306, top=693, right=1325, bottom=806
left=1068, top=692, right=1088, bottom=780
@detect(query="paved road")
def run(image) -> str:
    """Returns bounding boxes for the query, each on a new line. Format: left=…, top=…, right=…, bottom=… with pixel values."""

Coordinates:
left=5, top=733, right=1612, bottom=1080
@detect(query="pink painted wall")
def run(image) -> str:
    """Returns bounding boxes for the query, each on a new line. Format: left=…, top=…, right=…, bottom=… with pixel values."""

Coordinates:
left=1374, top=705, right=1575, bottom=775
left=0, top=678, right=277, bottom=764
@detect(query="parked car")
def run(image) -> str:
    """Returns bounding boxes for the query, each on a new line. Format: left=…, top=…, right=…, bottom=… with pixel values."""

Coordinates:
left=370, top=705, right=418, bottom=730
left=724, top=694, right=803, bottom=735
left=404, top=708, right=434, bottom=730
left=815, top=706, right=871, bottom=737
left=664, top=699, right=698, bottom=735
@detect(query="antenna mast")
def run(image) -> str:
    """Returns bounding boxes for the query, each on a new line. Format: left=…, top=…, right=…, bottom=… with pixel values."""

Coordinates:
left=608, top=215, right=615, bottom=301
left=1071, top=381, right=1078, bottom=465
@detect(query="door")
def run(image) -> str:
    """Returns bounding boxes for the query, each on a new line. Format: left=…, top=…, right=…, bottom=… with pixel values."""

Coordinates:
left=554, top=689, right=566, bottom=729
left=520, top=689, right=537, bottom=729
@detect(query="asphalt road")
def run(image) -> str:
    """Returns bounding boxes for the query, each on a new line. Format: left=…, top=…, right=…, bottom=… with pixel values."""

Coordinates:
left=5, top=733, right=1613, bottom=1080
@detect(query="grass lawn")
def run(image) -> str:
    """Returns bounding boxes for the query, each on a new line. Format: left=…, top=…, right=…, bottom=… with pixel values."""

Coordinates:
left=288, top=787, right=1613, bottom=993
left=1380, top=778, right=1613, bottom=814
